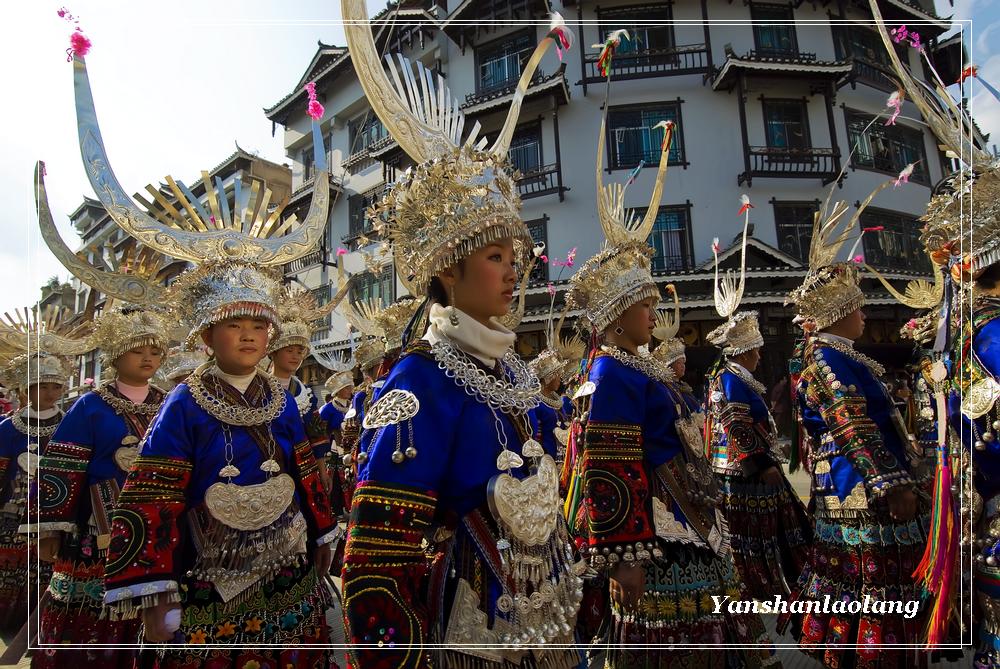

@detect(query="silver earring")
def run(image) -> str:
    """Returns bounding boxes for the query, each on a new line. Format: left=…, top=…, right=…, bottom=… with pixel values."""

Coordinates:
left=448, top=285, right=460, bottom=326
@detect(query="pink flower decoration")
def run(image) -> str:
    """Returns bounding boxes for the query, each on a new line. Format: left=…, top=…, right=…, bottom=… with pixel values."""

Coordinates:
left=862, top=226, right=884, bottom=232
left=540, top=255, right=548, bottom=264
left=67, top=29, right=91, bottom=60
left=304, top=81, right=324, bottom=120
left=83, top=377, right=94, bottom=385
left=336, top=247, right=348, bottom=256
left=891, top=25, right=909, bottom=44
left=906, top=319, right=918, bottom=329
left=547, top=282, right=556, bottom=297
left=908, top=32, right=922, bottom=51
left=852, top=255, right=864, bottom=264
left=567, top=247, right=577, bottom=263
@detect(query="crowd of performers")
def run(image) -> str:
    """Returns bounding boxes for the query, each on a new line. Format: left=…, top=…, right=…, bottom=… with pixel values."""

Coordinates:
left=0, top=1, right=998, bottom=667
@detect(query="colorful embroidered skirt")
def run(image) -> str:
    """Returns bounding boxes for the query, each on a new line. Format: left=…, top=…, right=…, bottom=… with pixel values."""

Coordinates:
left=0, top=511, right=29, bottom=631
left=33, top=534, right=140, bottom=669
left=145, top=562, right=332, bottom=669
left=605, top=546, right=780, bottom=669
left=779, top=505, right=931, bottom=669
left=717, top=474, right=812, bottom=599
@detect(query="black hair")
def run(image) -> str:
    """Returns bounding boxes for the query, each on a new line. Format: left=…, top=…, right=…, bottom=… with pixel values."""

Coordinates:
left=977, top=262, right=1000, bottom=290
left=324, top=393, right=333, bottom=402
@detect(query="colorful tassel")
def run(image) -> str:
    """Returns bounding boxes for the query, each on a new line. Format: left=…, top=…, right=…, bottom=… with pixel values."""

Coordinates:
left=305, top=81, right=324, bottom=120
left=594, top=29, right=629, bottom=77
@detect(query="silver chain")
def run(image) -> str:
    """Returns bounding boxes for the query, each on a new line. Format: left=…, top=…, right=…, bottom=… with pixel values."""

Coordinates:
left=431, top=339, right=540, bottom=416
left=601, top=345, right=675, bottom=385
left=96, top=385, right=162, bottom=416
left=725, top=362, right=767, bottom=397
left=815, top=337, right=886, bottom=378
left=187, top=365, right=287, bottom=426
left=9, top=410, right=62, bottom=438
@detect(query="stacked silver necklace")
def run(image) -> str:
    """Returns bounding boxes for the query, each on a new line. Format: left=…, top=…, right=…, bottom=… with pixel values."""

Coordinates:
left=10, top=410, right=63, bottom=438
left=817, top=337, right=886, bottom=378
left=601, top=345, right=675, bottom=385
left=725, top=362, right=767, bottom=397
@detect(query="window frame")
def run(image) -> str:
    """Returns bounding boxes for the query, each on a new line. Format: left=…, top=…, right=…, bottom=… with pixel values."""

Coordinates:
left=508, top=122, right=544, bottom=177
left=605, top=100, right=687, bottom=171
left=859, top=207, right=931, bottom=274
left=761, top=98, right=813, bottom=151
left=771, top=199, right=819, bottom=263
left=635, top=202, right=696, bottom=272
left=350, top=264, right=395, bottom=307
left=749, top=2, right=799, bottom=58
left=474, top=28, right=535, bottom=95
left=844, top=108, right=931, bottom=185
left=525, top=216, right=550, bottom=284
left=596, top=3, right=677, bottom=62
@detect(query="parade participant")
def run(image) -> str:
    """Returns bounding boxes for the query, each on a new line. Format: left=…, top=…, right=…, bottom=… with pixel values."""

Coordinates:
left=528, top=308, right=584, bottom=460
left=650, top=285, right=701, bottom=413
left=704, top=211, right=811, bottom=600
left=64, top=48, right=338, bottom=666
left=563, top=52, right=776, bottom=667
left=338, top=295, right=420, bottom=508
left=338, top=3, right=584, bottom=666
left=160, top=346, right=208, bottom=387
left=783, top=178, right=933, bottom=666
left=31, top=303, right=168, bottom=668
left=0, top=352, right=69, bottom=633
left=313, top=350, right=357, bottom=512
left=268, top=285, right=347, bottom=462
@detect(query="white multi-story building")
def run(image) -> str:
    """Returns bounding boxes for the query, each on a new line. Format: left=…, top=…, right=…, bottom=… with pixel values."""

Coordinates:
left=266, top=0, right=980, bottom=389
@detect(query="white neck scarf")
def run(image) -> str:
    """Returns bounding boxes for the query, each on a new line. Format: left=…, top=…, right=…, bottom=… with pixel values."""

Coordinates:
left=210, top=366, right=257, bottom=394
left=424, top=303, right=516, bottom=367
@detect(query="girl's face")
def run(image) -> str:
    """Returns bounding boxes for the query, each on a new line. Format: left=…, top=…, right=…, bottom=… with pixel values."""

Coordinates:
left=608, top=297, right=657, bottom=352
left=271, top=344, right=307, bottom=378
left=441, top=238, right=518, bottom=325
left=335, top=385, right=354, bottom=400
left=115, top=345, right=164, bottom=384
left=670, top=358, right=686, bottom=379
left=203, top=317, right=271, bottom=376
left=543, top=374, right=561, bottom=394
left=28, top=382, right=65, bottom=411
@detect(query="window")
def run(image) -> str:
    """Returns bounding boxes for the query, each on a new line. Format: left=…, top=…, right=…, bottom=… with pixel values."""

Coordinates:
left=311, top=284, right=332, bottom=329
left=525, top=217, right=549, bottom=284
left=762, top=100, right=811, bottom=150
left=351, top=265, right=394, bottom=306
left=751, top=3, right=798, bottom=57
left=349, top=114, right=389, bottom=153
left=833, top=25, right=893, bottom=68
left=348, top=186, right=386, bottom=240
left=302, top=148, right=315, bottom=181
left=846, top=112, right=930, bottom=184
left=508, top=125, right=542, bottom=175
left=477, top=31, right=534, bottom=94
left=860, top=208, right=931, bottom=273
left=639, top=205, right=694, bottom=271
left=598, top=5, right=676, bottom=64
left=607, top=103, right=684, bottom=170
left=772, top=201, right=818, bottom=262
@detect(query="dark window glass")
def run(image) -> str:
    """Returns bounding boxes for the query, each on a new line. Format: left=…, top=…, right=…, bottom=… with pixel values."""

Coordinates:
left=860, top=209, right=931, bottom=272
left=477, top=31, right=534, bottom=93
left=763, top=100, right=811, bottom=150
left=773, top=201, right=818, bottom=262
left=607, top=103, right=684, bottom=169
left=847, top=112, right=930, bottom=183
left=751, top=4, right=798, bottom=57
left=638, top=205, right=694, bottom=272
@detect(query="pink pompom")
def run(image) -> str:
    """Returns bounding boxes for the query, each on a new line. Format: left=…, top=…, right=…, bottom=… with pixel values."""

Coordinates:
left=304, top=81, right=324, bottom=120
left=336, top=247, right=348, bottom=256
left=540, top=255, right=548, bottom=264
left=307, top=100, right=324, bottom=120
left=67, top=29, right=91, bottom=61
left=852, top=255, right=864, bottom=264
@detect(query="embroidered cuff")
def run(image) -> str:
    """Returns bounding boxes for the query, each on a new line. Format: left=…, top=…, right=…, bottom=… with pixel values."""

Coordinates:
left=24, top=521, right=77, bottom=535
left=316, top=524, right=344, bottom=547
left=104, top=579, right=179, bottom=605
left=865, top=471, right=915, bottom=498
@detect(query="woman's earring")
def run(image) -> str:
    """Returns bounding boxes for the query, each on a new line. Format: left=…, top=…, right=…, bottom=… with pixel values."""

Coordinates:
left=447, top=285, right=460, bottom=327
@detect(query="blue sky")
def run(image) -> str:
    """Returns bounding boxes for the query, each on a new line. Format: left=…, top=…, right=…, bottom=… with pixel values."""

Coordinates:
left=1, top=0, right=996, bottom=316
